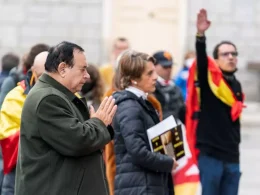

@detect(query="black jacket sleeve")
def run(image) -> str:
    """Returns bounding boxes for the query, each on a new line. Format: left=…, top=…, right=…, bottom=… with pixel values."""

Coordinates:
left=196, top=35, right=209, bottom=89
left=178, top=104, right=186, bottom=124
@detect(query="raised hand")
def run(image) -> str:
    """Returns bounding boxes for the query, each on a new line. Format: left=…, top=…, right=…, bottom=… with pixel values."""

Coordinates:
left=90, top=96, right=117, bottom=126
left=197, top=9, right=211, bottom=34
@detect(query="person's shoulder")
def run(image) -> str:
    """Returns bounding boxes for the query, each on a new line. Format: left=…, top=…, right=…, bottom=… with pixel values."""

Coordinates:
left=113, top=90, right=138, bottom=104
left=28, top=82, right=53, bottom=97
left=8, top=67, right=19, bottom=76
left=0, top=74, right=8, bottom=86
left=25, top=87, right=69, bottom=115
left=2, top=75, right=16, bottom=87
left=115, top=98, right=142, bottom=121
left=1, top=85, right=26, bottom=111
left=99, top=64, right=113, bottom=73
left=25, top=84, right=57, bottom=106
left=0, top=75, right=18, bottom=97
left=176, top=68, right=189, bottom=81
left=113, top=91, right=140, bottom=111
left=5, top=85, right=25, bottom=100
left=118, top=98, right=139, bottom=109
left=171, top=82, right=183, bottom=94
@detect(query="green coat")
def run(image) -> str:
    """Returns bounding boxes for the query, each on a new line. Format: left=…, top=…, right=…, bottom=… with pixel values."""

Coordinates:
left=15, top=73, right=112, bottom=195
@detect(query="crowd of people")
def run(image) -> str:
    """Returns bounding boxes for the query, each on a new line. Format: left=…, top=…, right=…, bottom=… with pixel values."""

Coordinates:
left=0, top=9, right=244, bottom=195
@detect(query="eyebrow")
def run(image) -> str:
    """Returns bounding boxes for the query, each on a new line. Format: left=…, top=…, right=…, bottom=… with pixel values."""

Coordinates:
left=147, top=70, right=153, bottom=75
left=79, top=65, right=88, bottom=68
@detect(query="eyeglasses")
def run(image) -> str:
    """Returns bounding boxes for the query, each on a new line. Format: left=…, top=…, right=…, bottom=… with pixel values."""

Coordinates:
left=219, top=51, right=238, bottom=58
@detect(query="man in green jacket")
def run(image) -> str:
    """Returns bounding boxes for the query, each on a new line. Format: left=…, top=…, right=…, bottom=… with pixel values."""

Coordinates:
left=15, top=41, right=117, bottom=195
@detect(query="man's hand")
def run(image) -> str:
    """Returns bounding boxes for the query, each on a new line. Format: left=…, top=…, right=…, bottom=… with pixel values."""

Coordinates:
left=197, top=9, right=211, bottom=35
left=90, top=96, right=117, bottom=126
left=172, top=158, right=179, bottom=171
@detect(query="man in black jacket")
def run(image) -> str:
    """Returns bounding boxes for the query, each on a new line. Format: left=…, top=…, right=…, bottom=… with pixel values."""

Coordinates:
left=195, top=9, right=243, bottom=195
left=153, top=51, right=185, bottom=123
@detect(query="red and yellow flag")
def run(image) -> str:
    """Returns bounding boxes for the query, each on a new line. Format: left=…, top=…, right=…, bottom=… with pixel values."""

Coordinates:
left=0, top=81, right=26, bottom=174
left=176, top=57, right=245, bottom=195
left=186, top=57, right=245, bottom=163
left=172, top=123, right=200, bottom=195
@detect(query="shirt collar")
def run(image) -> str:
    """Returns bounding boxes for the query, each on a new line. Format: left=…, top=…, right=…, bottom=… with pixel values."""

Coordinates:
left=157, top=76, right=174, bottom=86
left=125, top=86, right=148, bottom=100
left=39, top=73, right=77, bottom=101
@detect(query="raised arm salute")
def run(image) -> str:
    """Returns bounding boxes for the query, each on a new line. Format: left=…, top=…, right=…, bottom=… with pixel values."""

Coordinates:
left=186, top=8, right=244, bottom=195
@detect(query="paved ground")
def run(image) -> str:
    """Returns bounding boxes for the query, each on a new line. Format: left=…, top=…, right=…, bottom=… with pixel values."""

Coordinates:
left=196, top=102, right=260, bottom=195
left=239, top=126, right=260, bottom=195
left=239, top=102, right=260, bottom=194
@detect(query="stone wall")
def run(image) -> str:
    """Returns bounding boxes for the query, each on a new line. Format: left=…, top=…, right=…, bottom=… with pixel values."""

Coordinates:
left=0, top=0, right=259, bottom=101
left=0, top=0, right=104, bottom=67
left=187, top=0, right=260, bottom=101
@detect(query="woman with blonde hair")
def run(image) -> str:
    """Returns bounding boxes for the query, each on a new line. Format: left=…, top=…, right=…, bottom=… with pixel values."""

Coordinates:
left=111, top=50, right=178, bottom=195
left=104, top=55, right=164, bottom=195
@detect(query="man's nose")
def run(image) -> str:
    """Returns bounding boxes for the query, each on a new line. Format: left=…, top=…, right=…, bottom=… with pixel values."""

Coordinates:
left=228, top=53, right=234, bottom=59
left=84, top=72, right=90, bottom=79
left=153, top=72, right=158, bottom=80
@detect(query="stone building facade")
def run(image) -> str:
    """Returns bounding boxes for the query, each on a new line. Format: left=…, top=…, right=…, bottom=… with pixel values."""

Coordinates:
left=0, top=0, right=258, bottom=100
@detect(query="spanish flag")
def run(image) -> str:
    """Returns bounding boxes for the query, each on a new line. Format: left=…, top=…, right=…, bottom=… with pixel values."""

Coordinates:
left=173, top=57, right=245, bottom=195
left=185, top=57, right=245, bottom=163
left=0, top=81, right=26, bottom=174
left=173, top=122, right=200, bottom=195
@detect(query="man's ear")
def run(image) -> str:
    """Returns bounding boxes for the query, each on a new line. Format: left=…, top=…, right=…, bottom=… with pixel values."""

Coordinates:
left=57, top=62, right=67, bottom=78
left=31, top=65, right=35, bottom=72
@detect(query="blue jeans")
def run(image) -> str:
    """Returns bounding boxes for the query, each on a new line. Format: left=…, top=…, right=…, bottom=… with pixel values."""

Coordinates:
left=198, top=154, right=241, bottom=195
left=1, top=167, right=15, bottom=195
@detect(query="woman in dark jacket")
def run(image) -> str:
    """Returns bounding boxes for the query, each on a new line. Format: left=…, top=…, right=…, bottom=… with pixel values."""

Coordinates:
left=112, top=50, right=178, bottom=195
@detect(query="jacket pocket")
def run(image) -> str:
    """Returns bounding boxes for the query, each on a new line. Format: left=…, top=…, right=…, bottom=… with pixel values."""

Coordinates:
left=76, top=168, right=85, bottom=195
